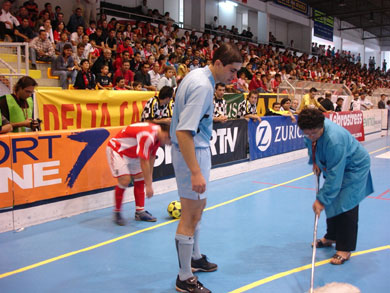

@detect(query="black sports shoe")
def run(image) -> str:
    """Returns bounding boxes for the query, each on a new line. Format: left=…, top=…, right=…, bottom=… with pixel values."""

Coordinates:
left=113, top=211, right=125, bottom=226
left=176, top=275, right=211, bottom=293
left=191, top=254, right=218, bottom=272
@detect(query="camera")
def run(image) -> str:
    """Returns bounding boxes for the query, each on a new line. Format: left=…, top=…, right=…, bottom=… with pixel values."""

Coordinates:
left=30, top=118, right=42, bottom=131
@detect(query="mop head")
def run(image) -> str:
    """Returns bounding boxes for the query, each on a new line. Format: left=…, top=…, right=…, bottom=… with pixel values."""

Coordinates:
left=313, top=282, right=360, bottom=293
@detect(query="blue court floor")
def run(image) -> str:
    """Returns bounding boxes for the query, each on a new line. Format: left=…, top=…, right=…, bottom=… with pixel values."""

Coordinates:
left=0, top=136, right=389, bottom=293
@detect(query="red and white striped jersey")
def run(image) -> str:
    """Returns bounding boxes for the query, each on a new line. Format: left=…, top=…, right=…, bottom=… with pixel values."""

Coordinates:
left=108, top=123, right=160, bottom=159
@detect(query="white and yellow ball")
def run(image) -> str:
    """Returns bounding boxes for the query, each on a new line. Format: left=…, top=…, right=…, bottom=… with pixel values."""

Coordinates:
left=167, top=200, right=181, bottom=219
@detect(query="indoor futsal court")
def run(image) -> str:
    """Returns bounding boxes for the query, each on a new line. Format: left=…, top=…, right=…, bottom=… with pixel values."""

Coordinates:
left=0, top=136, right=389, bottom=293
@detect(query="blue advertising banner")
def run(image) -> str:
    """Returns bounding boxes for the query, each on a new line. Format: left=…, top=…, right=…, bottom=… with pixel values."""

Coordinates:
left=248, top=116, right=305, bottom=160
left=313, top=9, right=334, bottom=42
left=153, top=119, right=248, bottom=179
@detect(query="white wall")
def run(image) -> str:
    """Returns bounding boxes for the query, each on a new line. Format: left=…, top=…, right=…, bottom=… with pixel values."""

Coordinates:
left=191, top=0, right=205, bottom=30
left=183, top=0, right=192, bottom=28
left=248, top=10, right=258, bottom=42
left=205, top=0, right=218, bottom=26
left=269, top=17, right=288, bottom=46
left=257, top=11, right=268, bottom=44
left=218, top=1, right=237, bottom=30
left=164, top=0, right=179, bottom=23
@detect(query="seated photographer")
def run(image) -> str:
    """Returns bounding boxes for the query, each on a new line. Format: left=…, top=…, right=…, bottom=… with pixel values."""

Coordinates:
left=0, top=76, right=40, bottom=132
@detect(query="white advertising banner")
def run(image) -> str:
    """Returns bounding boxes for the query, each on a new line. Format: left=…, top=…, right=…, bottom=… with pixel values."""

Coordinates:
left=363, top=109, right=382, bottom=135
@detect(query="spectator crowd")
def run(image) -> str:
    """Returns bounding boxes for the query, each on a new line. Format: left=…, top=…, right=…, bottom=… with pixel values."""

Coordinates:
left=1, top=0, right=390, bottom=101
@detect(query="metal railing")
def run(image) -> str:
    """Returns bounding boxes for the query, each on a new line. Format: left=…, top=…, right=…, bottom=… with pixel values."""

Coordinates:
left=0, top=42, right=29, bottom=90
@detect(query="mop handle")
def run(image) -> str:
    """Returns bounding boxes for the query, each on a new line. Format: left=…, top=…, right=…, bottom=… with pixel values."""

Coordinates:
left=310, top=175, right=320, bottom=293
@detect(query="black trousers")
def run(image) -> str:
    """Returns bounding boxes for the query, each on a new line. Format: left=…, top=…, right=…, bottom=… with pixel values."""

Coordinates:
left=324, top=205, right=359, bottom=252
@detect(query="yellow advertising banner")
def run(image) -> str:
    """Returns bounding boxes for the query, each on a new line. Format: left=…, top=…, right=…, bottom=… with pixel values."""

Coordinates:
left=0, top=128, right=123, bottom=208
left=36, top=90, right=156, bottom=131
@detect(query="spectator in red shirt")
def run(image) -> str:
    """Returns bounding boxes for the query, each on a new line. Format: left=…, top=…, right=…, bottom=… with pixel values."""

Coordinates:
left=249, top=71, right=262, bottom=91
left=113, top=60, right=134, bottom=89
left=271, top=73, right=282, bottom=92
left=116, top=37, right=134, bottom=57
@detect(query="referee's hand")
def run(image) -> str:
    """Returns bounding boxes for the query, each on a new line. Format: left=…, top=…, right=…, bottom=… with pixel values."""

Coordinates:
left=191, top=173, right=206, bottom=194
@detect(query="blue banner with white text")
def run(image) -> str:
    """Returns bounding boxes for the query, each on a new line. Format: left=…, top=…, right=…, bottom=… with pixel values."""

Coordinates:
left=248, top=116, right=305, bottom=160
left=313, top=9, right=334, bottom=42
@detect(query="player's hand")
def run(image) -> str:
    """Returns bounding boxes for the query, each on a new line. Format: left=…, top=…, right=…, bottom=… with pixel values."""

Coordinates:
left=313, top=164, right=321, bottom=176
left=312, top=199, right=324, bottom=216
left=191, top=172, right=206, bottom=194
left=145, top=184, right=154, bottom=198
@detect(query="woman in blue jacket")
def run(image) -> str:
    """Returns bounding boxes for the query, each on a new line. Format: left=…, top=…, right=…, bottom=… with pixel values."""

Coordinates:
left=298, top=109, right=373, bottom=265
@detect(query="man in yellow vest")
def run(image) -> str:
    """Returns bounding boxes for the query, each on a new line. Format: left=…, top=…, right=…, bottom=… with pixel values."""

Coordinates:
left=0, top=110, right=13, bottom=134
left=298, top=87, right=328, bottom=113
left=0, top=76, right=39, bottom=132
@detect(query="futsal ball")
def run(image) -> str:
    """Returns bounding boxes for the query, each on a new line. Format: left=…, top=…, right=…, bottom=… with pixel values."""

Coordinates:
left=167, top=200, right=181, bottom=219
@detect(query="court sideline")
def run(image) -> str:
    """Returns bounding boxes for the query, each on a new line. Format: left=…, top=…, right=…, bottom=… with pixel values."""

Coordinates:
left=0, top=136, right=389, bottom=292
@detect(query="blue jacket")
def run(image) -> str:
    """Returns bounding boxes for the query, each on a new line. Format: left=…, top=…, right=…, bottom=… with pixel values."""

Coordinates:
left=305, top=119, right=374, bottom=218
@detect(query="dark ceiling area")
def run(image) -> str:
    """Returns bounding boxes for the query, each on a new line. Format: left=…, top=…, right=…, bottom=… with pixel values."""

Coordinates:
left=306, top=0, right=390, bottom=43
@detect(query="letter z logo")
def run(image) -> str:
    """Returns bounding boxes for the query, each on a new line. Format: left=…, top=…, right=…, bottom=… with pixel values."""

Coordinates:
left=256, top=120, right=272, bottom=152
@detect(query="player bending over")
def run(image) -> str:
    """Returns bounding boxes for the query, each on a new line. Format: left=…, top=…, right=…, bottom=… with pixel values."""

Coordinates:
left=106, top=123, right=171, bottom=225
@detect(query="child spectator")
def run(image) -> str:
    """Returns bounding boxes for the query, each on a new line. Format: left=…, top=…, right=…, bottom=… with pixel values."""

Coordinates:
left=86, top=21, right=96, bottom=36
left=88, top=39, right=100, bottom=65
left=96, top=65, right=112, bottom=89
left=157, top=66, right=174, bottom=90
left=132, top=81, right=143, bottom=91
left=236, top=72, right=249, bottom=92
left=113, top=77, right=127, bottom=90
left=73, top=59, right=96, bottom=89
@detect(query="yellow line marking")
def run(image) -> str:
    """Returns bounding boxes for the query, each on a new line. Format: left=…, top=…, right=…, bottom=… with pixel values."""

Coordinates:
left=0, top=219, right=179, bottom=279
left=0, top=173, right=313, bottom=279
left=229, top=245, right=390, bottom=293
left=205, top=173, right=313, bottom=211
left=0, top=146, right=387, bottom=279
left=369, top=146, right=389, bottom=155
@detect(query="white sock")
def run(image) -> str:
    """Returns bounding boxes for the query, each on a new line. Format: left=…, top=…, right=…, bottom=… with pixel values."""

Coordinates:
left=192, top=221, right=202, bottom=260
left=175, top=233, right=194, bottom=281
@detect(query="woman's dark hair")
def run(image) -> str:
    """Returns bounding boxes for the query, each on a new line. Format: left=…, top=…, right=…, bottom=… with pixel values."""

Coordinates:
left=212, top=43, right=242, bottom=66
left=14, top=76, right=37, bottom=92
left=158, top=86, right=174, bottom=100
left=280, top=98, right=291, bottom=107
left=297, top=109, right=325, bottom=130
